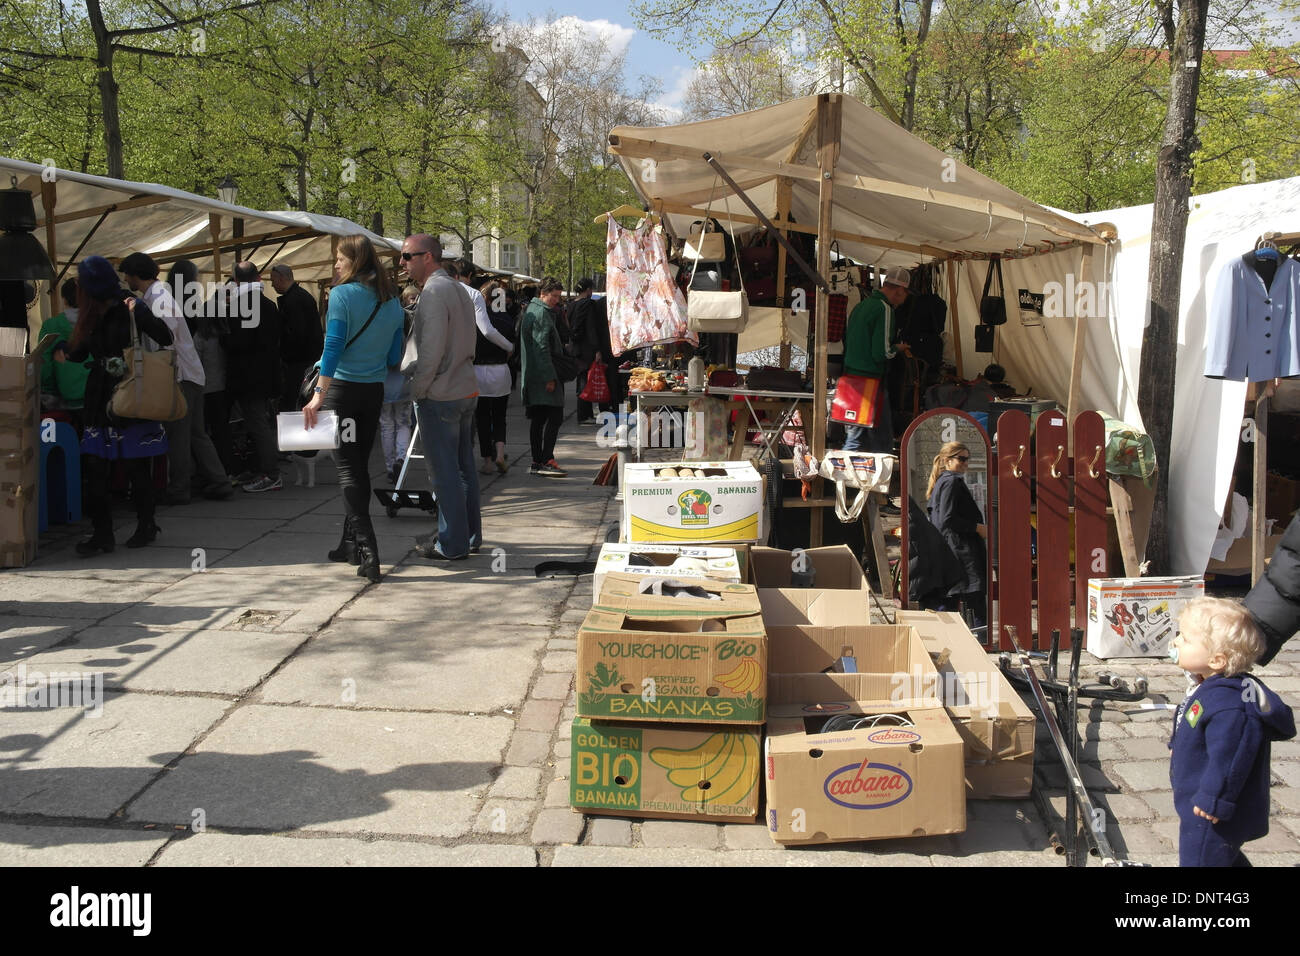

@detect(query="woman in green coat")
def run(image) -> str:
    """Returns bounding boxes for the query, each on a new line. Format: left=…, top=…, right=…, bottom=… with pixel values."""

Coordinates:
left=520, top=277, right=568, bottom=477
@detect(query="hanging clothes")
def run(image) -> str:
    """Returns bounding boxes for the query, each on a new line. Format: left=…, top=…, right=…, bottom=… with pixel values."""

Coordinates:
left=1205, top=253, right=1300, bottom=382
left=605, top=217, right=696, bottom=356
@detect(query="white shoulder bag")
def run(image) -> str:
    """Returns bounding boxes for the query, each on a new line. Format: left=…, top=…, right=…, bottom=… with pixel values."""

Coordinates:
left=687, top=182, right=748, bottom=334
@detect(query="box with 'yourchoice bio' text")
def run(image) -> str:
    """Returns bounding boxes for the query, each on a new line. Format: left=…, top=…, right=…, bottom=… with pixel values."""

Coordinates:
left=622, top=461, right=764, bottom=544
left=576, top=573, right=767, bottom=725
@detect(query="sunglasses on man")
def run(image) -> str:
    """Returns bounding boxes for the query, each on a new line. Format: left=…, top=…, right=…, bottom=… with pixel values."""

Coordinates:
left=400, top=251, right=432, bottom=261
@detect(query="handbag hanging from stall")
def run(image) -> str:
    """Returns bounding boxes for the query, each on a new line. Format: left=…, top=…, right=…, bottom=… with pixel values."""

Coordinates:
left=687, top=182, right=749, bottom=334
left=684, top=219, right=726, bottom=262
left=830, top=373, right=882, bottom=427
left=979, top=256, right=1007, bottom=326
left=818, top=451, right=896, bottom=522
left=108, top=308, right=187, bottom=422
left=974, top=324, right=996, bottom=353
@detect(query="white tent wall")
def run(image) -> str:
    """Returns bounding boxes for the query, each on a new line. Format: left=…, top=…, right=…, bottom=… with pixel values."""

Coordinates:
left=945, top=177, right=1300, bottom=575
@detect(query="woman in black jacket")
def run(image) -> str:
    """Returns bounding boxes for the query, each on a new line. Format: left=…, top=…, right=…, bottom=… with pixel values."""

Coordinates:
left=56, top=256, right=174, bottom=554
left=926, top=440, right=987, bottom=627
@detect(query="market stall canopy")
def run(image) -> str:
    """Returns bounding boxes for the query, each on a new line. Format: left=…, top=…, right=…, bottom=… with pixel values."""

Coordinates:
left=608, top=95, right=1104, bottom=269
left=0, top=156, right=399, bottom=305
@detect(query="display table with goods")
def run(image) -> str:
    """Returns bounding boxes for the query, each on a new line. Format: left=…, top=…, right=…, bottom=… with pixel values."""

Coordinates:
left=706, top=385, right=812, bottom=461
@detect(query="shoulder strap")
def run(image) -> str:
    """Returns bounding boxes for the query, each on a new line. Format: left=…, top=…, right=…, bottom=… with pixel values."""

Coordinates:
left=346, top=297, right=383, bottom=350
left=981, top=257, right=998, bottom=299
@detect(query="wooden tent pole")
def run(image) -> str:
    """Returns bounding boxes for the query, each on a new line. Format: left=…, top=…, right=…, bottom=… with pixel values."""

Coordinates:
left=41, top=180, right=58, bottom=316
left=208, top=214, right=222, bottom=283
left=1067, top=245, right=1094, bottom=448
left=947, top=260, right=964, bottom=380
left=811, top=93, right=843, bottom=548
left=1254, top=392, right=1269, bottom=585
left=776, top=176, right=792, bottom=368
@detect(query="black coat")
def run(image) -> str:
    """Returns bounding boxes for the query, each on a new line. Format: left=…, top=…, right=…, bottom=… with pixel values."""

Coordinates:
left=1244, top=511, right=1300, bottom=665
left=928, top=469, right=986, bottom=595
left=566, top=295, right=602, bottom=364
left=223, top=288, right=282, bottom=397
left=277, top=282, right=322, bottom=365
left=908, top=497, right=968, bottom=605
left=65, top=290, right=173, bottom=429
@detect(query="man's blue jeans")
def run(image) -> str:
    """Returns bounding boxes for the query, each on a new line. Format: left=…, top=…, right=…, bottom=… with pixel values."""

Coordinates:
left=415, top=395, right=481, bottom=558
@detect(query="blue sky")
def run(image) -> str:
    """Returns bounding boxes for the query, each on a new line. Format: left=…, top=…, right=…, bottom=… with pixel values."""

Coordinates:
left=495, top=1, right=699, bottom=116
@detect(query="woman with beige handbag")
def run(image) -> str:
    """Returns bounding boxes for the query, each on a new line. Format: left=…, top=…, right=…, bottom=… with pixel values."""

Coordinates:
left=55, top=256, right=175, bottom=555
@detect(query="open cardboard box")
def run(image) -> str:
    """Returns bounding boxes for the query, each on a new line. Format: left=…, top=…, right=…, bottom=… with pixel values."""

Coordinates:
left=592, top=543, right=746, bottom=605
left=764, top=624, right=966, bottom=845
left=897, top=610, right=1036, bottom=799
left=570, top=718, right=760, bottom=823
left=750, top=544, right=871, bottom=594
left=576, top=572, right=768, bottom=724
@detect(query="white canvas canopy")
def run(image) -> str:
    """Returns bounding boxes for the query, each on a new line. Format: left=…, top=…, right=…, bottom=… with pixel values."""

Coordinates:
left=964, top=177, right=1300, bottom=575
left=1, top=155, right=399, bottom=319
left=608, top=94, right=1102, bottom=268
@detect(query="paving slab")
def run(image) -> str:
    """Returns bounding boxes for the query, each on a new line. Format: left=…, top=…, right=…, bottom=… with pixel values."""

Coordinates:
left=258, top=618, right=544, bottom=712
left=0, top=692, right=230, bottom=818
left=103, top=572, right=365, bottom=632
left=639, top=820, right=721, bottom=849
left=207, top=532, right=366, bottom=576
left=488, top=766, right=542, bottom=800
left=0, top=616, right=97, bottom=666
left=127, top=705, right=511, bottom=838
left=18, top=624, right=303, bottom=696
left=15, top=543, right=222, bottom=583
left=0, top=823, right=169, bottom=866
left=337, top=577, right=571, bottom=626
left=474, top=799, right=535, bottom=834
left=0, top=576, right=169, bottom=620
left=153, top=832, right=537, bottom=866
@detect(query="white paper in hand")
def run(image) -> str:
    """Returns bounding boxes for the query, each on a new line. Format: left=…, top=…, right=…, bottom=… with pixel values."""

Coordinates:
left=277, top=410, right=340, bottom=451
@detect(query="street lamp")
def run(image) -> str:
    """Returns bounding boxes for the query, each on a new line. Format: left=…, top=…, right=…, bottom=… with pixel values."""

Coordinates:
left=217, top=175, right=238, bottom=205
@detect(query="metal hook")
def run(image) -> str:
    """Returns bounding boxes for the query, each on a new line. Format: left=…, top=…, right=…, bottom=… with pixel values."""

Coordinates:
left=1010, top=444, right=1026, bottom=479
left=1087, top=445, right=1104, bottom=479
left=1049, top=445, right=1066, bottom=479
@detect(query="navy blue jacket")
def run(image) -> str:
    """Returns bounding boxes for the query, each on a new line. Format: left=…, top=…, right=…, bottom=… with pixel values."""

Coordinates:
left=1169, top=674, right=1295, bottom=844
left=927, top=469, right=985, bottom=596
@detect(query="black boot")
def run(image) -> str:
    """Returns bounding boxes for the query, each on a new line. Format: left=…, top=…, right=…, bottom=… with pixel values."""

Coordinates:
left=125, top=518, right=161, bottom=549
left=76, top=521, right=115, bottom=556
left=354, top=527, right=381, bottom=583
left=328, top=515, right=359, bottom=564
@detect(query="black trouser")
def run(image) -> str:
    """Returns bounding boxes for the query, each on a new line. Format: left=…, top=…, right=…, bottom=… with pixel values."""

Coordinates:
left=476, top=394, right=509, bottom=459
left=84, top=454, right=153, bottom=539
left=233, top=393, right=277, bottom=477
left=528, top=404, right=564, bottom=464
left=280, top=361, right=308, bottom=414
left=575, top=365, right=594, bottom=422
left=205, top=391, right=235, bottom=473
left=323, top=379, right=384, bottom=543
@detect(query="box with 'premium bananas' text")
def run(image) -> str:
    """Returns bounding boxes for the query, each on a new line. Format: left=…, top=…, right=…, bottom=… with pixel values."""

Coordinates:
left=570, top=718, right=761, bottom=822
left=576, top=573, right=768, bottom=725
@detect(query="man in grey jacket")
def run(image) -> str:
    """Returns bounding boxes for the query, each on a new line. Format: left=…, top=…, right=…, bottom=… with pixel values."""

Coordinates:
left=402, top=233, right=481, bottom=560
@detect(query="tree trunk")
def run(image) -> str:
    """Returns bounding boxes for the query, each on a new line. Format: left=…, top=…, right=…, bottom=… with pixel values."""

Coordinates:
left=900, top=0, right=934, bottom=132
left=1137, top=0, right=1210, bottom=575
left=86, top=0, right=124, bottom=179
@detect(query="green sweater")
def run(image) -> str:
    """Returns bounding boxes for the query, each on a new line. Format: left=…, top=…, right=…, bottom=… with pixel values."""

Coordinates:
left=38, top=312, right=90, bottom=404
left=842, top=290, right=896, bottom=378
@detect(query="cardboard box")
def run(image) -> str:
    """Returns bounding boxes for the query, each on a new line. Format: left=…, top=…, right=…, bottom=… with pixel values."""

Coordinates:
left=592, top=543, right=745, bottom=604
left=751, top=544, right=871, bottom=620
left=763, top=624, right=966, bottom=844
left=622, top=460, right=764, bottom=544
left=1086, top=575, right=1205, bottom=658
left=570, top=718, right=760, bottom=822
left=765, top=702, right=965, bottom=845
left=0, top=335, right=53, bottom=570
left=576, top=573, right=768, bottom=724
left=898, top=610, right=1036, bottom=799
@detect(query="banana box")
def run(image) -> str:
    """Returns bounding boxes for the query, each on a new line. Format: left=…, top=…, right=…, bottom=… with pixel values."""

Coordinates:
left=763, top=627, right=966, bottom=844
left=621, top=461, right=764, bottom=544
left=592, top=543, right=746, bottom=604
left=570, top=718, right=761, bottom=822
left=898, top=610, right=1036, bottom=799
left=577, top=573, right=768, bottom=725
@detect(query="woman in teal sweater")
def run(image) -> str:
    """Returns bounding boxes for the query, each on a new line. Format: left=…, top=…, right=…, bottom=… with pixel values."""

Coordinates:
left=302, top=236, right=405, bottom=581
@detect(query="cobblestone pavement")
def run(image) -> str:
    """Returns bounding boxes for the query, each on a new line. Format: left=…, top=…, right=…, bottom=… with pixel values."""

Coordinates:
left=3, top=402, right=1297, bottom=866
